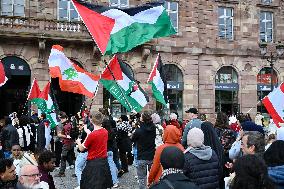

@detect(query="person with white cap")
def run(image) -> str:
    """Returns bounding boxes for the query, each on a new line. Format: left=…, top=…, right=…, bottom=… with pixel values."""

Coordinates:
left=183, top=127, right=220, bottom=189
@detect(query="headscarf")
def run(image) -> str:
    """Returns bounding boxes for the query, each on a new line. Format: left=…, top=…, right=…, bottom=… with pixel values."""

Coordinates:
left=201, top=121, right=224, bottom=174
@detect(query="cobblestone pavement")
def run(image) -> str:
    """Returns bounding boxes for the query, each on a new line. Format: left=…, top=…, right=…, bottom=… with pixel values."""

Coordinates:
left=52, top=165, right=139, bottom=189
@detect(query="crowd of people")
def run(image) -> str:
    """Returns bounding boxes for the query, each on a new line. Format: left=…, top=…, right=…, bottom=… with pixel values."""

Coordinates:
left=0, top=107, right=284, bottom=189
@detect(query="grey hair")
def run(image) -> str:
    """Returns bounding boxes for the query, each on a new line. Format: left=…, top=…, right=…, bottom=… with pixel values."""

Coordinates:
left=244, top=131, right=265, bottom=154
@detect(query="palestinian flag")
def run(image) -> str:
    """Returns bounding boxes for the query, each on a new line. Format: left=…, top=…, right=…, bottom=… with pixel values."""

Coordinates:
left=27, top=78, right=41, bottom=100
left=71, top=0, right=176, bottom=55
left=100, top=55, right=149, bottom=112
left=31, top=82, right=58, bottom=129
left=48, top=45, right=100, bottom=98
left=0, top=60, right=8, bottom=87
left=263, top=82, right=284, bottom=127
left=147, top=54, right=167, bottom=105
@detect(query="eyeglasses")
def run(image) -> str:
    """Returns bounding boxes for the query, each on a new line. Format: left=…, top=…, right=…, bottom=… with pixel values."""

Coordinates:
left=22, top=173, right=42, bottom=178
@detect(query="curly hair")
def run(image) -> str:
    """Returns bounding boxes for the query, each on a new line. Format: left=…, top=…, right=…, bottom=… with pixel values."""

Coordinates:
left=38, top=150, right=55, bottom=166
left=264, top=140, right=284, bottom=167
left=231, top=155, right=274, bottom=189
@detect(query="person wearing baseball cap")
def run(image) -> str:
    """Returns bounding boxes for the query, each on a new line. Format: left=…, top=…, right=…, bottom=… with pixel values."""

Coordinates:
left=182, top=108, right=202, bottom=148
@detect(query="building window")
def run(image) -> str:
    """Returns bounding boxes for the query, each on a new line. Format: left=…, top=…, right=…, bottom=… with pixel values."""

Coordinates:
left=218, top=7, right=233, bottom=40
left=1, top=0, right=25, bottom=16
left=164, top=1, right=178, bottom=32
left=261, top=0, right=272, bottom=4
left=58, top=0, right=80, bottom=21
left=260, top=11, right=273, bottom=42
left=215, top=66, right=239, bottom=114
left=109, top=0, right=129, bottom=8
left=257, top=67, right=278, bottom=113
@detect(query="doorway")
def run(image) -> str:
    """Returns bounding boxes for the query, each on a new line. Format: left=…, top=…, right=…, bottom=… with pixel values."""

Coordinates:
left=0, top=56, right=31, bottom=118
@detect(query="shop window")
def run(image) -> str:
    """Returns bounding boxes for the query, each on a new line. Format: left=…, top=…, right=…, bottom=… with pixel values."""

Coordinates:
left=0, top=56, right=31, bottom=118
left=215, top=66, right=239, bottom=114
left=257, top=67, right=278, bottom=113
left=156, top=64, right=183, bottom=120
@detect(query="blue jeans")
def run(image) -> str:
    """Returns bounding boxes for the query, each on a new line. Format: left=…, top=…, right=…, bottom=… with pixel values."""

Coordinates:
left=107, top=151, right=118, bottom=184
left=136, top=160, right=152, bottom=189
left=75, top=152, right=88, bottom=186
left=132, top=145, right=138, bottom=167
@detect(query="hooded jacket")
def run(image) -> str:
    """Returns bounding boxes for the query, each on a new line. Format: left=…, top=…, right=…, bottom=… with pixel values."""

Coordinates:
left=268, top=165, right=284, bottom=189
left=148, top=125, right=184, bottom=185
left=132, top=122, right=156, bottom=160
left=184, top=145, right=219, bottom=189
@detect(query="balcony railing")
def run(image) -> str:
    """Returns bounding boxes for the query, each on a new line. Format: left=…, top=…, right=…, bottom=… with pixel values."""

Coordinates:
left=0, top=16, right=91, bottom=40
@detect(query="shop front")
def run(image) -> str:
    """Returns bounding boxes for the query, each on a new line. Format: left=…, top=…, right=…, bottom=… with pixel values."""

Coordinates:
left=0, top=56, right=31, bottom=118
left=215, top=66, right=239, bottom=115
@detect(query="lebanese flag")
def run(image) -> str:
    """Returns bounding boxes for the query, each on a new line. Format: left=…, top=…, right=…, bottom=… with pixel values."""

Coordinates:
left=147, top=54, right=167, bottom=105
left=48, top=45, right=100, bottom=98
left=0, top=60, right=8, bottom=87
left=100, top=55, right=149, bottom=112
left=71, top=0, right=176, bottom=55
left=262, top=82, right=284, bottom=127
left=27, top=78, right=41, bottom=100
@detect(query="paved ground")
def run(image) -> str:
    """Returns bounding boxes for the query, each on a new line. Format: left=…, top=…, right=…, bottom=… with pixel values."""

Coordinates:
left=52, top=165, right=139, bottom=189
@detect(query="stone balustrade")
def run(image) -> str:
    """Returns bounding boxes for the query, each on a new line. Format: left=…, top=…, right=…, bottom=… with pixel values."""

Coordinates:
left=0, top=16, right=91, bottom=40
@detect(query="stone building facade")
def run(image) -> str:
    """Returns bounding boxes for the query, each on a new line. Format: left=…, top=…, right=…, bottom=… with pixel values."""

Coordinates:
left=0, top=0, right=283, bottom=120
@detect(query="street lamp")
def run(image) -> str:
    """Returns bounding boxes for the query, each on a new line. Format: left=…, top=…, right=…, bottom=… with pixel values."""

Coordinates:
left=259, top=41, right=284, bottom=91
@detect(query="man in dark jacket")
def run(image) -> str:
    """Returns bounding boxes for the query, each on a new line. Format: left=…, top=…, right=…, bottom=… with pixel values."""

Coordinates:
left=38, top=150, right=56, bottom=189
left=183, top=128, right=220, bottom=189
left=0, top=158, right=17, bottom=189
left=1, top=117, right=19, bottom=158
left=150, top=146, right=199, bottom=189
left=132, top=111, right=156, bottom=189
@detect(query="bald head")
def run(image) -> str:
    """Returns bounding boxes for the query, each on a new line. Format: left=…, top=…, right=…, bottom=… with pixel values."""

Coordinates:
left=19, top=165, right=38, bottom=176
left=19, top=165, right=40, bottom=187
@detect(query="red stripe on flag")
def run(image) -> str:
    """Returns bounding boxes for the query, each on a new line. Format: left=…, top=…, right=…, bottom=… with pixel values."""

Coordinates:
left=262, top=96, right=284, bottom=128
left=72, top=63, right=100, bottom=81
left=0, top=60, right=7, bottom=87
left=72, top=0, right=115, bottom=54
left=59, top=79, right=95, bottom=98
left=147, top=56, right=158, bottom=83
left=101, top=55, right=123, bottom=80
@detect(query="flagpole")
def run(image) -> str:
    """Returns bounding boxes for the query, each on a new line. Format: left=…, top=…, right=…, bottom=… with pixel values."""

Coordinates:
left=102, top=58, right=134, bottom=112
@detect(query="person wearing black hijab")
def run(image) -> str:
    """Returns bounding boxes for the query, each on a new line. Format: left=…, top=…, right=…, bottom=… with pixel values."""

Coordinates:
left=201, top=121, right=225, bottom=189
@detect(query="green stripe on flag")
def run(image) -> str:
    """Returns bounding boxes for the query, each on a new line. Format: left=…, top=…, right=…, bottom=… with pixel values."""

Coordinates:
left=149, top=81, right=166, bottom=105
left=105, top=10, right=176, bottom=55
